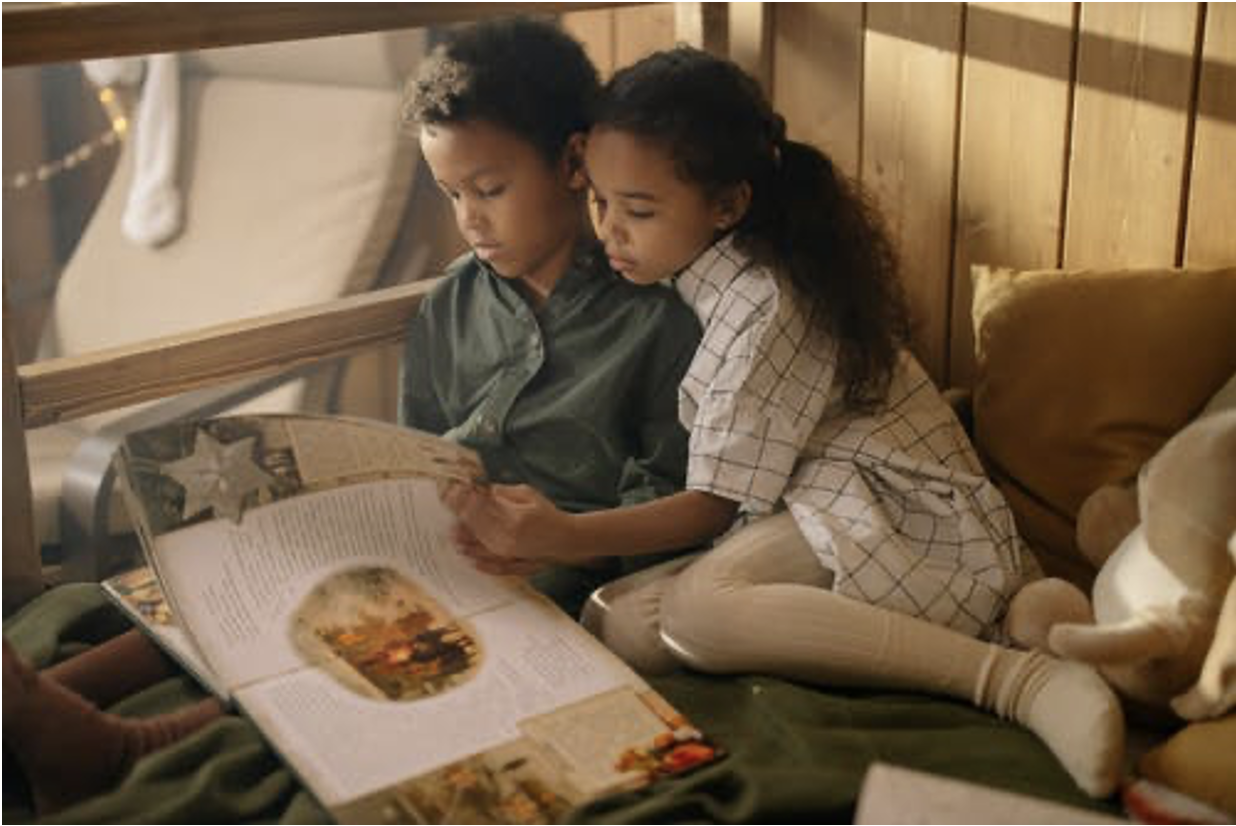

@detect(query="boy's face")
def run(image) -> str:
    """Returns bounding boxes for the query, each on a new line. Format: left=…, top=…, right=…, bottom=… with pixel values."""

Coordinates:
left=420, top=120, right=584, bottom=295
left=585, top=127, right=737, bottom=286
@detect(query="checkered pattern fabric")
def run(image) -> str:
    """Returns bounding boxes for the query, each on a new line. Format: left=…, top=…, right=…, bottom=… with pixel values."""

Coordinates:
left=676, top=236, right=1028, bottom=638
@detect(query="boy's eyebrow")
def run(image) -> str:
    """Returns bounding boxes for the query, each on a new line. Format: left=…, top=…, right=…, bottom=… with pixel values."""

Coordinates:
left=437, top=165, right=504, bottom=188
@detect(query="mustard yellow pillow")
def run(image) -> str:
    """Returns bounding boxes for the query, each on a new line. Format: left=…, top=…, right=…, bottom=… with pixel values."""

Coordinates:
left=1138, top=714, right=1236, bottom=818
left=970, top=265, right=1236, bottom=585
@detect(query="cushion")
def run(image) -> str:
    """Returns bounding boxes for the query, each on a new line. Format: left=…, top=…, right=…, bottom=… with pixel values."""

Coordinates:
left=1137, top=713, right=1236, bottom=818
left=970, top=265, right=1236, bottom=586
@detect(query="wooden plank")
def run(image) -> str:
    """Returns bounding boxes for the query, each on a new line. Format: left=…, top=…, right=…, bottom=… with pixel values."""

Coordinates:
left=1063, top=3, right=1200, bottom=268
left=1184, top=3, right=1236, bottom=266
left=674, top=3, right=729, bottom=55
left=772, top=3, right=863, bottom=178
left=862, top=3, right=963, bottom=384
left=729, top=2, right=772, bottom=95
left=3, top=313, right=45, bottom=612
left=3, top=2, right=632, bottom=67
left=17, top=280, right=437, bottom=429
left=614, top=4, right=677, bottom=69
left=950, top=3, right=1074, bottom=386
left=562, top=9, right=616, bottom=79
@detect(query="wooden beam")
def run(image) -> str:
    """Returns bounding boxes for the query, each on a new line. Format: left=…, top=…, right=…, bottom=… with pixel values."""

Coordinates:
left=1063, top=2, right=1200, bottom=268
left=729, top=2, right=772, bottom=95
left=17, top=280, right=438, bottom=429
left=675, top=3, right=729, bottom=55
left=773, top=3, right=863, bottom=178
left=863, top=3, right=964, bottom=384
left=3, top=2, right=634, bottom=67
left=950, top=2, right=1074, bottom=386
left=1184, top=3, right=1236, bottom=266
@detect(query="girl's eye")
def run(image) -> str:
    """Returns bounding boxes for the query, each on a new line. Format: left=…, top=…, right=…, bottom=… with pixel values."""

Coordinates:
left=477, top=184, right=506, bottom=199
left=626, top=209, right=654, bottom=220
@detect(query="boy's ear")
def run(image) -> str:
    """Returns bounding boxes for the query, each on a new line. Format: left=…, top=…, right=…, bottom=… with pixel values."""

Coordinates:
left=713, top=182, right=752, bottom=231
left=562, top=133, right=589, bottom=190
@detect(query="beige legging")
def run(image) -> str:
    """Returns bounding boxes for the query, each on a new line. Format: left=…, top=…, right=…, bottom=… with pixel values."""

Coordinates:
left=588, top=511, right=992, bottom=695
left=583, top=512, right=1124, bottom=797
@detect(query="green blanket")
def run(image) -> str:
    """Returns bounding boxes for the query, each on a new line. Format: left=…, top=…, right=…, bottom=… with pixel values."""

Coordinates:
left=4, top=585, right=1117, bottom=824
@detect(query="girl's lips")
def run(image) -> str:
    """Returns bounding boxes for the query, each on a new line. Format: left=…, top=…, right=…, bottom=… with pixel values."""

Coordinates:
left=608, top=256, right=635, bottom=273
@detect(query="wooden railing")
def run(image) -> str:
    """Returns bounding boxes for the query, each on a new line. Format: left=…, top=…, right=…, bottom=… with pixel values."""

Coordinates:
left=1, top=1, right=646, bottom=613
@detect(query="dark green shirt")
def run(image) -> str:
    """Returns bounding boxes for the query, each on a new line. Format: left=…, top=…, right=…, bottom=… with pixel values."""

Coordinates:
left=401, top=243, right=701, bottom=516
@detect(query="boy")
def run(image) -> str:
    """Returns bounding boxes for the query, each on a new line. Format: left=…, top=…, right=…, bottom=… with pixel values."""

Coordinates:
left=400, top=19, right=701, bottom=615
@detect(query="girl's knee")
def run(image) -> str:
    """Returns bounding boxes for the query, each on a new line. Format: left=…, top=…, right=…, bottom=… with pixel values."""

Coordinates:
left=583, top=580, right=680, bottom=675
left=658, top=571, right=741, bottom=672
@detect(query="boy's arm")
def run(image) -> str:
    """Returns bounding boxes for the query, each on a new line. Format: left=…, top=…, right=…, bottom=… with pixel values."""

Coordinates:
left=399, top=307, right=451, bottom=434
left=616, top=306, right=701, bottom=507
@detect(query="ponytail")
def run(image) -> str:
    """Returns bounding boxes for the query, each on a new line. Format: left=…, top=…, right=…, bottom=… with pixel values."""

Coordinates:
left=743, top=140, right=910, bottom=411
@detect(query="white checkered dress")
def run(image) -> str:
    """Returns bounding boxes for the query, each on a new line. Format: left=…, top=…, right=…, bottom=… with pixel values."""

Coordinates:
left=676, top=236, right=1028, bottom=638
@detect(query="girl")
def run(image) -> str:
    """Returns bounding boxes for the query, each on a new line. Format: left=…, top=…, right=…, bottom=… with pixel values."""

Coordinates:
left=444, top=48, right=1123, bottom=798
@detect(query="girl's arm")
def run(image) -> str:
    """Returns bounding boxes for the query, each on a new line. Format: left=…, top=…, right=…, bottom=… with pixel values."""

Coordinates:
left=442, top=483, right=737, bottom=564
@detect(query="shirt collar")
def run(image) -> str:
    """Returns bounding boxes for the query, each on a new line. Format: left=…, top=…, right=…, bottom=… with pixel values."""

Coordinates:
left=675, top=233, right=752, bottom=322
left=479, top=237, right=609, bottom=317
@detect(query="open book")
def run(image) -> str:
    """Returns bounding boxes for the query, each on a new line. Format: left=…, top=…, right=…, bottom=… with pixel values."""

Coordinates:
left=107, top=413, right=719, bottom=823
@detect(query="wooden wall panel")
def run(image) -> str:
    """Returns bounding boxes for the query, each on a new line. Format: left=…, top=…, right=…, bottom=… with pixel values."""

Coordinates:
left=862, top=3, right=963, bottom=383
left=1064, top=3, right=1200, bottom=268
left=773, top=3, right=863, bottom=178
left=950, top=3, right=1074, bottom=385
left=614, top=4, right=677, bottom=69
left=561, top=9, right=616, bottom=79
left=1184, top=3, right=1236, bottom=266
left=729, top=2, right=772, bottom=94
left=675, top=3, right=728, bottom=54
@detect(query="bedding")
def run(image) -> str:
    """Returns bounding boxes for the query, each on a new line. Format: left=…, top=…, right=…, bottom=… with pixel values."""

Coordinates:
left=3, top=584, right=1117, bottom=824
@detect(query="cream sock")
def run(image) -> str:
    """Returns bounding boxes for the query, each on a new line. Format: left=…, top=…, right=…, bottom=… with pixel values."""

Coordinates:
left=974, top=647, right=1124, bottom=797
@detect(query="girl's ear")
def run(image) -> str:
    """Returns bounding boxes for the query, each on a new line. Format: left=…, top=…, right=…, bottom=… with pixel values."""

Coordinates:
left=713, top=181, right=752, bottom=231
left=562, top=133, right=589, bottom=190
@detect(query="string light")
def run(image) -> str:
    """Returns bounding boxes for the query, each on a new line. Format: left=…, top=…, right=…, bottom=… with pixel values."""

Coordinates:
left=5, top=85, right=129, bottom=193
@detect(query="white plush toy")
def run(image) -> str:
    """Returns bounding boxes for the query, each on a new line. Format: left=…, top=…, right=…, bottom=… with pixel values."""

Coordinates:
left=1007, top=408, right=1236, bottom=720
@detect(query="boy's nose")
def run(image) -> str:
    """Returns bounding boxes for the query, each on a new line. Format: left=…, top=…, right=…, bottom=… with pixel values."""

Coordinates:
left=458, top=200, right=485, bottom=232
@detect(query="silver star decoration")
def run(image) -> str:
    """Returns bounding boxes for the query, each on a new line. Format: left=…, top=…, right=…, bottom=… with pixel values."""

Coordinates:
left=161, top=430, right=274, bottom=523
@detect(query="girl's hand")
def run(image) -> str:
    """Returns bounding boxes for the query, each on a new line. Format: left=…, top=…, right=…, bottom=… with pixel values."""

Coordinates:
left=451, top=522, right=548, bottom=577
left=440, top=481, right=579, bottom=562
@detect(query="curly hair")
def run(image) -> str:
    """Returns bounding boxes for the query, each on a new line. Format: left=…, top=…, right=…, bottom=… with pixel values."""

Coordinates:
left=596, top=48, right=912, bottom=411
left=401, top=18, right=600, bottom=163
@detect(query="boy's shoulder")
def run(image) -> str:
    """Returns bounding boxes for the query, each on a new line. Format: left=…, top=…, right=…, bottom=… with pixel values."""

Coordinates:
left=420, top=252, right=488, bottom=302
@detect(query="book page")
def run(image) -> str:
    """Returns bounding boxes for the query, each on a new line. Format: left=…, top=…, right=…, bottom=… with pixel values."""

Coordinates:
left=101, top=566, right=229, bottom=701
left=234, top=597, right=642, bottom=808
left=152, top=477, right=518, bottom=690
left=286, top=416, right=483, bottom=485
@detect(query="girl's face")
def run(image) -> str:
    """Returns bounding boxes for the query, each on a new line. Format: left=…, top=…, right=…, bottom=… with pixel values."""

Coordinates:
left=585, top=127, right=737, bottom=285
left=421, top=119, right=585, bottom=300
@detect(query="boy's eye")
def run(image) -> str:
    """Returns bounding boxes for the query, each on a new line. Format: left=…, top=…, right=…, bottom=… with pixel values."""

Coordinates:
left=626, top=208, right=654, bottom=220
left=477, top=184, right=507, bottom=199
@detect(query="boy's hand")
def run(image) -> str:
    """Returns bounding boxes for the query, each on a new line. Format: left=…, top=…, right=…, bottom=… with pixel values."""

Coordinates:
left=440, top=481, right=579, bottom=562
